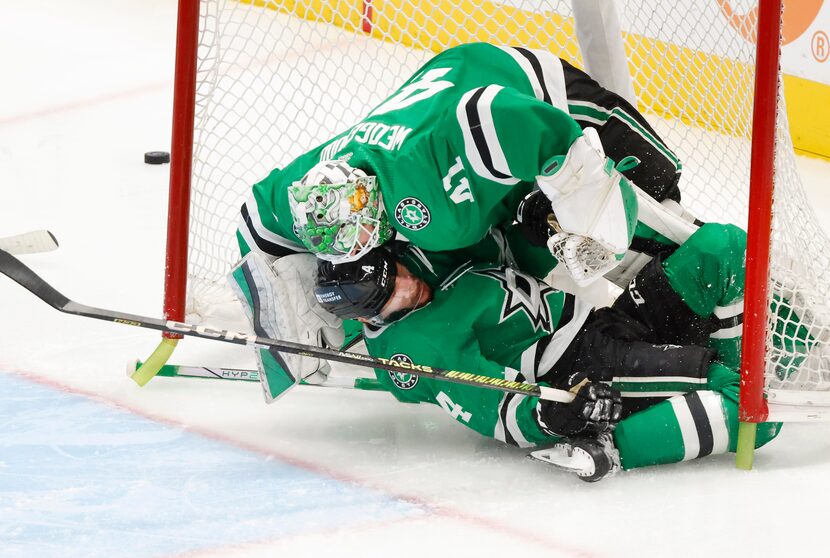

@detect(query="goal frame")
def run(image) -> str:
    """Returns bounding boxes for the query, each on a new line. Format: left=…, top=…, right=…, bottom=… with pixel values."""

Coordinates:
left=141, top=0, right=787, bottom=469
left=735, top=0, right=782, bottom=469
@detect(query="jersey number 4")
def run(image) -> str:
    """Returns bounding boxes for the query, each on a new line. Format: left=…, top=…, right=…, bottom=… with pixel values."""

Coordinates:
left=369, top=68, right=454, bottom=116
left=437, top=391, right=472, bottom=423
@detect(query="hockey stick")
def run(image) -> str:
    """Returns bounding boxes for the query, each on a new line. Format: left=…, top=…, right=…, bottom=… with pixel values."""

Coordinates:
left=0, top=230, right=59, bottom=255
left=0, top=249, right=574, bottom=403
left=131, top=360, right=388, bottom=392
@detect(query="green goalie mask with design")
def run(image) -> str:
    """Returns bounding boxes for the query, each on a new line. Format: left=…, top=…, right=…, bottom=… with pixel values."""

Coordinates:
left=288, top=162, right=394, bottom=263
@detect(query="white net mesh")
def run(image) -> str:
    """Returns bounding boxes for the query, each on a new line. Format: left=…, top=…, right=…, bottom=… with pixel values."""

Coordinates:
left=183, top=0, right=830, bottom=408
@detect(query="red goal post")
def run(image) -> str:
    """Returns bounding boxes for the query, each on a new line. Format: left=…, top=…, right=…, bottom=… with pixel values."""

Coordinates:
left=139, top=0, right=830, bottom=469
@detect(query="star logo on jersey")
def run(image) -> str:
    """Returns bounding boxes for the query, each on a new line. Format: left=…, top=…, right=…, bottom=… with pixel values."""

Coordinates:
left=394, top=197, right=431, bottom=231
left=387, top=353, right=419, bottom=390
left=475, top=268, right=555, bottom=333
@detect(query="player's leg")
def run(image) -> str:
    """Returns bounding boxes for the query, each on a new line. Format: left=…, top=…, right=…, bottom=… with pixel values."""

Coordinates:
left=228, top=252, right=344, bottom=402
left=562, top=59, right=682, bottom=203
left=661, top=222, right=747, bottom=368
left=612, top=223, right=747, bottom=367
left=543, top=307, right=716, bottom=417
left=614, top=363, right=782, bottom=470
left=560, top=60, right=699, bottom=288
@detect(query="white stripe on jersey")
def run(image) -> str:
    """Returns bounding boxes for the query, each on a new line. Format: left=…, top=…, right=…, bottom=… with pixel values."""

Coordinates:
left=612, top=376, right=708, bottom=384
left=571, top=114, right=606, bottom=126
left=669, top=396, right=700, bottom=461
left=456, top=86, right=520, bottom=185
left=497, top=46, right=568, bottom=111
left=710, top=324, right=743, bottom=339
left=520, top=345, right=538, bottom=384
left=488, top=227, right=518, bottom=269
left=494, top=367, right=532, bottom=448
left=711, top=300, right=744, bottom=339
left=714, top=300, right=744, bottom=319
left=241, top=194, right=304, bottom=251
left=407, top=246, right=436, bottom=275
left=535, top=296, right=594, bottom=375
left=494, top=415, right=507, bottom=444
left=620, top=391, right=687, bottom=398
left=506, top=394, right=532, bottom=448
left=237, top=215, right=261, bottom=256
left=568, top=99, right=610, bottom=116
left=699, top=391, right=730, bottom=455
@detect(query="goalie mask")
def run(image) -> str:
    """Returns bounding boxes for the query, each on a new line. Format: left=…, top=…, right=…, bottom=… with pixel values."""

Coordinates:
left=288, top=160, right=394, bottom=263
left=314, top=248, right=397, bottom=325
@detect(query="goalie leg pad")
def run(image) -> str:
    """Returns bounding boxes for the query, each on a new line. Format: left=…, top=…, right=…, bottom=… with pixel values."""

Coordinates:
left=229, top=253, right=345, bottom=403
left=229, top=254, right=298, bottom=403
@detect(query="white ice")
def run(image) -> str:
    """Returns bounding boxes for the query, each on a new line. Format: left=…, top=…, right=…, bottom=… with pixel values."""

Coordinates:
left=2, top=1, right=830, bottom=557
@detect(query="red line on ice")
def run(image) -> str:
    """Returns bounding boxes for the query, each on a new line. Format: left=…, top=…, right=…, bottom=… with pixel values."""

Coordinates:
left=3, top=368, right=600, bottom=558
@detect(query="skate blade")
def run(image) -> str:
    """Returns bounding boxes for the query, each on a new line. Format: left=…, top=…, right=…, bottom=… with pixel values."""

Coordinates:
left=528, top=445, right=596, bottom=475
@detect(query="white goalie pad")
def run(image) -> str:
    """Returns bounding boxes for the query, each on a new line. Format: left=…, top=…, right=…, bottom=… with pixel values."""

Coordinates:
left=270, top=254, right=345, bottom=383
left=230, top=252, right=345, bottom=391
left=632, top=186, right=698, bottom=245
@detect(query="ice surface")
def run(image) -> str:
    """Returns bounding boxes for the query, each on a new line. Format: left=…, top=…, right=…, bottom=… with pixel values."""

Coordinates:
left=2, top=1, right=830, bottom=557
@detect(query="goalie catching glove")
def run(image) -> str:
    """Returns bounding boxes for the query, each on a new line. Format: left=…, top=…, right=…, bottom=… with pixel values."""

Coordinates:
left=534, top=127, right=640, bottom=285
left=229, top=252, right=345, bottom=403
left=536, top=372, right=622, bottom=438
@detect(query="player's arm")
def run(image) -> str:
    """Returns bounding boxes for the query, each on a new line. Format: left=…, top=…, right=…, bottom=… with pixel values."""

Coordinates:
left=423, top=349, right=620, bottom=447
left=454, top=84, right=582, bottom=186
left=368, top=339, right=558, bottom=447
left=237, top=167, right=307, bottom=261
left=454, top=86, right=639, bottom=285
left=397, top=230, right=536, bottom=287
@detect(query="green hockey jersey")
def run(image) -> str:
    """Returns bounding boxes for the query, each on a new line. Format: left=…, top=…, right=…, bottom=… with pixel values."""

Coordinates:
left=362, top=264, right=594, bottom=447
left=361, top=226, right=784, bottom=466
left=237, top=42, right=582, bottom=259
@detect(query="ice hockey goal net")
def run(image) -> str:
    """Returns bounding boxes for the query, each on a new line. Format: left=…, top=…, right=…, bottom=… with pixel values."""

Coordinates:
left=159, top=0, right=830, bottom=453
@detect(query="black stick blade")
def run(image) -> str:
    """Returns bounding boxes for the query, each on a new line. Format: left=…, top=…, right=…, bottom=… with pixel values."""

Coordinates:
left=0, top=249, right=70, bottom=309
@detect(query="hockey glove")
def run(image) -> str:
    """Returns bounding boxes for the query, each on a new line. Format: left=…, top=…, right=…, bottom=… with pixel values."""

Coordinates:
left=536, top=375, right=622, bottom=438
left=535, top=127, right=639, bottom=284
left=516, top=190, right=556, bottom=247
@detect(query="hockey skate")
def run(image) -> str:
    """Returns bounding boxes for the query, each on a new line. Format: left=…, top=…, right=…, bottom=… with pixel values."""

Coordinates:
left=529, top=433, right=620, bottom=482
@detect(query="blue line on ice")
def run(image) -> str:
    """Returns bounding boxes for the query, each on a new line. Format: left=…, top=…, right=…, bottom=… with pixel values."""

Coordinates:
left=0, top=373, right=422, bottom=558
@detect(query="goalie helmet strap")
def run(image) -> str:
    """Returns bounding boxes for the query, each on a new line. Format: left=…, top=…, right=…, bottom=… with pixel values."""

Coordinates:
left=315, top=248, right=397, bottom=322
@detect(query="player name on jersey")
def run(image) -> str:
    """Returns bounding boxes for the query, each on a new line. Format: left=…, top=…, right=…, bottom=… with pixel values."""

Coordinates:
left=320, top=121, right=413, bottom=161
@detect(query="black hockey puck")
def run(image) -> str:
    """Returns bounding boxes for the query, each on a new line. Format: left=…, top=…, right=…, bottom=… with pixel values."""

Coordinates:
left=144, top=151, right=170, bottom=165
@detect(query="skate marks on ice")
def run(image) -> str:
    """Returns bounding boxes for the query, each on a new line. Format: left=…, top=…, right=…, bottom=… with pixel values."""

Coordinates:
left=0, top=372, right=424, bottom=558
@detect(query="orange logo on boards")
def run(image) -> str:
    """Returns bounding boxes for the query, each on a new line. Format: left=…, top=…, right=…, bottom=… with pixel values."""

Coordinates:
left=718, top=0, right=824, bottom=45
